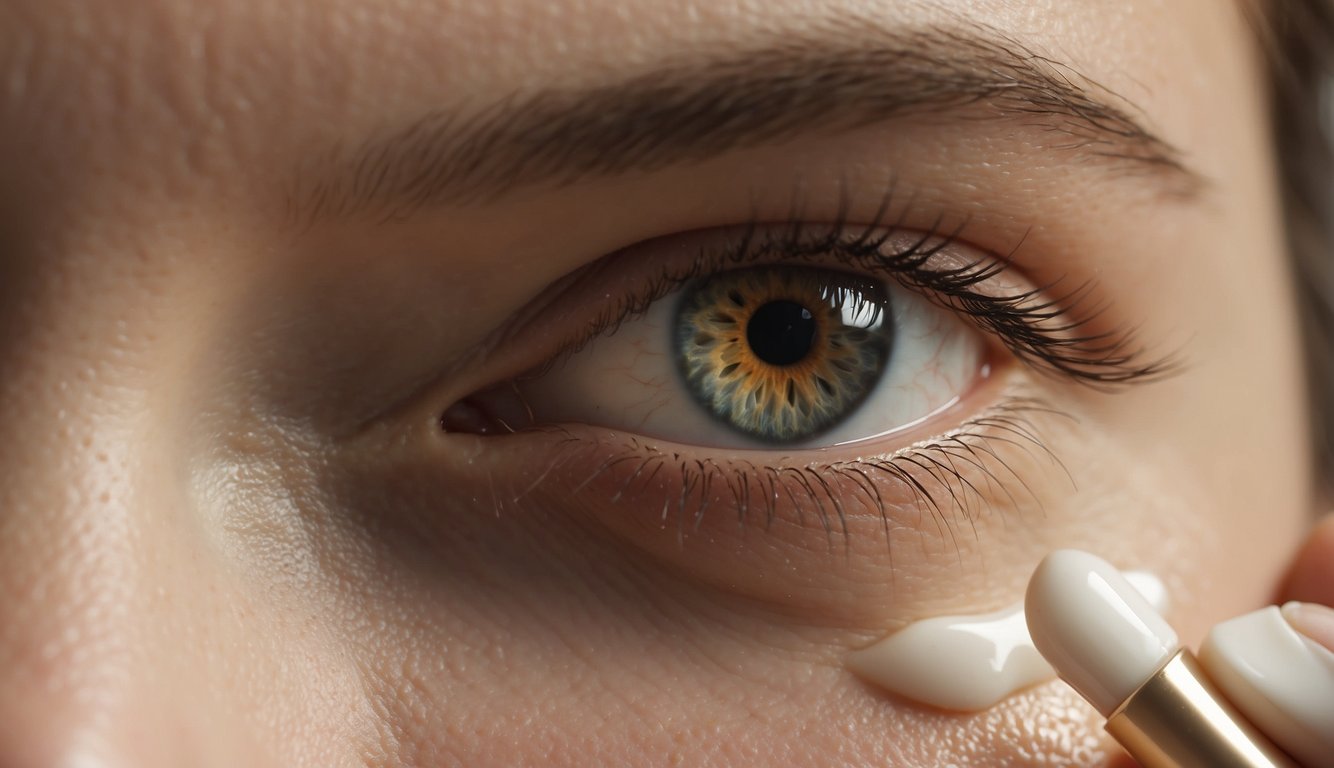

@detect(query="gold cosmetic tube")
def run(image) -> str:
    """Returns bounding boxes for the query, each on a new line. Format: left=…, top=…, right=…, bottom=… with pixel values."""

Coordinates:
left=1105, top=650, right=1299, bottom=768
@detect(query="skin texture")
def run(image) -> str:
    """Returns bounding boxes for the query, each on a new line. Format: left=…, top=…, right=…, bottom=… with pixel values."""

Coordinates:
left=0, top=0, right=1322, bottom=766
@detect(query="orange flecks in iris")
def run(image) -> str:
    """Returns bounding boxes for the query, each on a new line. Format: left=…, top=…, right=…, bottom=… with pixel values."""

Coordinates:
left=676, top=266, right=892, bottom=443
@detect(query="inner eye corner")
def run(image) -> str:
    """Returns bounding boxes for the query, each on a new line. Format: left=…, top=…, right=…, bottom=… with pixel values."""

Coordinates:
left=438, top=378, right=536, bottom=438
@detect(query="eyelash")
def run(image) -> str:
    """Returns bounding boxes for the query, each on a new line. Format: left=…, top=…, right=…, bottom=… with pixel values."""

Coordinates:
left=542, top=194, right=1172, bottom=387
left=448, top=191, right=1166, bottom=541
left=515, top=395, right=1069, bottom=547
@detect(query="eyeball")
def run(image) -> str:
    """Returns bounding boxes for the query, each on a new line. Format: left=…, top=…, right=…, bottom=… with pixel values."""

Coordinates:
left=505, top=263, right=986, bottom=450
left=675, top=266, right=893, bottom=444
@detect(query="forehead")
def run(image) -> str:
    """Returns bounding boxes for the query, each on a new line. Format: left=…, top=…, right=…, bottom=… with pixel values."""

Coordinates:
left=1, top=0, right=1244, bottom=181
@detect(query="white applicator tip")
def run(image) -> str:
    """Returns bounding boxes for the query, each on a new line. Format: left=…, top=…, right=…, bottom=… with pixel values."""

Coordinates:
left=1026, top=550, right=1299, bottom=767
left=1025, top=549, right=1179, bottom=716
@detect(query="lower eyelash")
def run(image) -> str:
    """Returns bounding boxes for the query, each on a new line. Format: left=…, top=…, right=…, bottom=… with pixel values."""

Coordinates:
left=518, top=395, right=1070, bottom=545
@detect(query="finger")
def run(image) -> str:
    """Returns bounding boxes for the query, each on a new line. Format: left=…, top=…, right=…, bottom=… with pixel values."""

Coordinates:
left=1280, top=513, right=1334, bottom=605
left=1198, top=605, right=1334, bottom=767
left=1282, top=601, right=1334, bottom=655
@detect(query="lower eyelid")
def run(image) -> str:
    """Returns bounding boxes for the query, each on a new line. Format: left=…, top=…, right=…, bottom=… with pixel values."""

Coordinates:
left=437, top=381, right=1072, bottom=618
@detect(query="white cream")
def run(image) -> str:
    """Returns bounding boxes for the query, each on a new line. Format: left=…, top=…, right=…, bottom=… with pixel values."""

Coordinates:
left=846, top=570, right=1167, bottom=712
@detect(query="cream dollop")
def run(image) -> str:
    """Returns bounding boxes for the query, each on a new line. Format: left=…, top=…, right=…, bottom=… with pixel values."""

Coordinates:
left=845, top=570, right=1167, bottom=712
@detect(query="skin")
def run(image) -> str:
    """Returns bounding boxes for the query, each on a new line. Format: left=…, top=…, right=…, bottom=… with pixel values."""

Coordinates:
left=0, top=0, right=1324, bottom=765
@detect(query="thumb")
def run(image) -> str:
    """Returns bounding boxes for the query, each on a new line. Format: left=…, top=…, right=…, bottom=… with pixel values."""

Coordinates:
left=1193, top=513, right=1334, bottom=767
left=1281, top=512, right=1334, bottom=607
left=1277, top=512, right=1334, bottom=657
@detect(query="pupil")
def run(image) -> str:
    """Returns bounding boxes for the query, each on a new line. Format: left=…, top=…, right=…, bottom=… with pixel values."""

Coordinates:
left=746, top=300, right=816, bottom=366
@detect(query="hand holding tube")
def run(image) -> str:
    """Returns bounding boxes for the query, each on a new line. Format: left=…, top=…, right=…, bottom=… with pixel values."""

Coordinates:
left=1197, top=515, right=1334, bottom=768
left=1026, top=529, right=1334, bottom=768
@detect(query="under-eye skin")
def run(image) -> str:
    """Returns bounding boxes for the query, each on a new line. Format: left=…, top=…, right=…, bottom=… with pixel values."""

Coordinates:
left=440, top=202, right=1170, bottom=540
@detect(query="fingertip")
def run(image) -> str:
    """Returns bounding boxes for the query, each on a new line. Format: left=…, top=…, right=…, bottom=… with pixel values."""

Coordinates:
left=1280, top=513, right=1334, bottom=605
left=1199, top=606, right=1334, bottom=767
left=1281, top=601, right=1334, bottom=654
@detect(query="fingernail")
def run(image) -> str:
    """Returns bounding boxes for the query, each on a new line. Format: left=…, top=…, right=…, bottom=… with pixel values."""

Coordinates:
left=1281, top=601, right=1334, bottom=653
left=1199, top=606, right=1334, bottom=767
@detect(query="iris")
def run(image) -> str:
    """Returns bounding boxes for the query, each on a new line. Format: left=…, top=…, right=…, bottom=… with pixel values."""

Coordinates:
left=674, top=266, right=894, bottom=444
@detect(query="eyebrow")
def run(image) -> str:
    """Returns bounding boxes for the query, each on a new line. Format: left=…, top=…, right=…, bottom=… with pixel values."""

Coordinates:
left=289, top=21, right=1204, bottom=224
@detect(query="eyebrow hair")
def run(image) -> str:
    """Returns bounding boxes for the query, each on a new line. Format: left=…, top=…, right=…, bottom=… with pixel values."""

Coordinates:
left=289, top=21, right=1204, bottom=224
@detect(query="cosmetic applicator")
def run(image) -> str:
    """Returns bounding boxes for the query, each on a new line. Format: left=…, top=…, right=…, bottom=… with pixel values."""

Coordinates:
left=1025, top=550, right=1298, bottom=768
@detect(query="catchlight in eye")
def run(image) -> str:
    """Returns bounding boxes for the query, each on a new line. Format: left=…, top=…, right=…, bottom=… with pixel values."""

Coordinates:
left=675, top=266, right=893, bottom=444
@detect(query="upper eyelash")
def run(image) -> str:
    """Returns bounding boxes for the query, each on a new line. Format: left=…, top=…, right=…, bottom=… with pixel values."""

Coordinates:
left=541, top=193, right=1175, bottom=387
left=742, top=220, right=1175, bottom=385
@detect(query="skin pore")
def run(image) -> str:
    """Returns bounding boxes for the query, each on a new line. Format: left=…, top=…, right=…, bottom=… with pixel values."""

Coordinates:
left=0, top=0, right=1317, bottom=766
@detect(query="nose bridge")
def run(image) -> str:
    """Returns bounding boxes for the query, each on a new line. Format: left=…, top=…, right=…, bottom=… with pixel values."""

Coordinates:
left=0, top=269, right=197, bottom=764
left=0, top=429, right=145, bottom=764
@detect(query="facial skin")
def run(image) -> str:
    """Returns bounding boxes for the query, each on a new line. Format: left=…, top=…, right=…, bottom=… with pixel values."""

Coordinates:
left=0, top=0, right=1316, bottom=765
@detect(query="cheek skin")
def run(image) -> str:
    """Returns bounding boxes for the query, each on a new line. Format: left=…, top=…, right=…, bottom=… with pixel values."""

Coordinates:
left=327, top=437, right=1123, bottom=767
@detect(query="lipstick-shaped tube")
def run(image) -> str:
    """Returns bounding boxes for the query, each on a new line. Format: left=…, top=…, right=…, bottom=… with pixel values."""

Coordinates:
left=1105, top=650, right=1295, bottom=768
left=1026, top=550, right=1298, bottom=768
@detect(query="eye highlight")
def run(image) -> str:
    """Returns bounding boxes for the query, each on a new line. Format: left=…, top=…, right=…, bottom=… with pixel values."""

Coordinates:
left=677, top=266, right=893, bottom=444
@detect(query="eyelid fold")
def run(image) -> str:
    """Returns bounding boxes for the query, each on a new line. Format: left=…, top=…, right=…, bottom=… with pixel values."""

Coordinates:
left=442, top=212, right=1170, bottom=429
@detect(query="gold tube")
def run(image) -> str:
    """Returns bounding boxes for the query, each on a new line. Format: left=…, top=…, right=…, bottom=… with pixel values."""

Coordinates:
left=1105, top=650, right=1299, bottom=768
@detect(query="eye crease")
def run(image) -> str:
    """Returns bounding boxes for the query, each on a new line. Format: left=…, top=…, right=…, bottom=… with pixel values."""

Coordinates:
left=676, top=266, right=893, bottom=444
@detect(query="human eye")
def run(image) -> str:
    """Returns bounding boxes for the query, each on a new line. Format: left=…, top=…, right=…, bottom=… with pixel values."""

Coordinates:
left=438, top=200, right=1167, bottom=557
left=447, top=227, right=987, bottom=451
left=501, top=258, right=979, bottom=450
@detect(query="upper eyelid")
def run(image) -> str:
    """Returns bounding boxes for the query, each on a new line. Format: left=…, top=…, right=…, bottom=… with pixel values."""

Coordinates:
left=347, top=194, right=1167, bottom=443
left=478, top=214, right=1173, bottom=397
